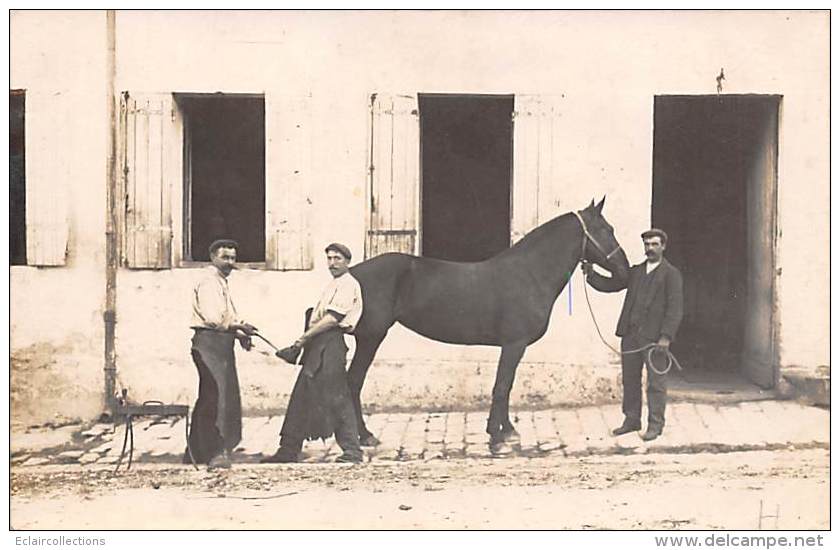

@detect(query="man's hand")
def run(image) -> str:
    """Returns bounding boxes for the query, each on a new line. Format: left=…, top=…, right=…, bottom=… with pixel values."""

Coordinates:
left=237, top=334, right=253, bottom=351
left=580, top=261, right=594, bottom=277
left=233, top=322, right=259, bottom=336
left=276, top=344, right=302, bottom=364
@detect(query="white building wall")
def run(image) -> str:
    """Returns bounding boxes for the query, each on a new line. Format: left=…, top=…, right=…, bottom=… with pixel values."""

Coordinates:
left=10, top=11, right=109, bottom=423
left=10, top=11, right=829, bottom=423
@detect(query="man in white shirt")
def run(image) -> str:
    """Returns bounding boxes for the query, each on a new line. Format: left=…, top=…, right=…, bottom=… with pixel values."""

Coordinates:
left=263, top=242, right=365, bottom=464
left=187, top=239, right=257, bottom=469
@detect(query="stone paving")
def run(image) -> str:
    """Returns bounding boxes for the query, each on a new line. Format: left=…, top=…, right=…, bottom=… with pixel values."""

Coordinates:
left=10, top=399, right=829, bottom=468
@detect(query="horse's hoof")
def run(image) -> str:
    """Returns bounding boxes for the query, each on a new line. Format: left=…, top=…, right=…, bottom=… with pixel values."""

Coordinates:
left=360, top=435, right=381, bottom=447
left=502, top=430, right=521, bottom=445
left=490, top=441, right=514, bottom=457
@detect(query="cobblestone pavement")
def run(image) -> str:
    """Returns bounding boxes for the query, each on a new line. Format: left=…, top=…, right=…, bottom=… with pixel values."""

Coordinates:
left=10, top=400, right=829, bottom=468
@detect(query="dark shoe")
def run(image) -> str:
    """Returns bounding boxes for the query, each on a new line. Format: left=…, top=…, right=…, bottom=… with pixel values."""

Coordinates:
left=207, top=450, right=232, bottom=470
left=611, top=422, right=642, bottom=436
left=335, top=452, right=363, bottom=464
left=641, top=428, right=662, bottom=442
left=260, top=448, right=299, bottom=463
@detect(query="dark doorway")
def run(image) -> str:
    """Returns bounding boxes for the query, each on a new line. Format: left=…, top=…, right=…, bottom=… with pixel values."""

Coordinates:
left=10, top=90, right=26, bottom=265
left=177, top=94, right=265, bottom=262
left=652, top=95, right=779, bottom=387
left=420, top=94, right=513, bottom=262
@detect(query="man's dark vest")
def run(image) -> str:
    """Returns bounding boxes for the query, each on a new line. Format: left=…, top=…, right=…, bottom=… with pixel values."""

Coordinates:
left=628, top=266, right=658, bottom=333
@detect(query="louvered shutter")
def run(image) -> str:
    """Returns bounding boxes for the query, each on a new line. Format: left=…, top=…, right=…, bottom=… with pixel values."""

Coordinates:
left=25, top=91, right=69, bottom=266
left=365, top=93, right=420, bottom=258
left=121, top=92, right=179, bottom=268
left=265, top=93, right=313, bottom=270
left=511, top=94, right=563, bottom=243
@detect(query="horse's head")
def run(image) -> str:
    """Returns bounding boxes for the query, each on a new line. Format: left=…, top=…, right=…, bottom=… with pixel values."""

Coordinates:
left=576, top=197, right=630, bottom=281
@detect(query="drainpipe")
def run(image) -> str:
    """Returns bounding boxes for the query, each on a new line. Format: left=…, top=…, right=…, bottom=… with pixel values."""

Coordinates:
left=104, top=9, right=118, bottom=417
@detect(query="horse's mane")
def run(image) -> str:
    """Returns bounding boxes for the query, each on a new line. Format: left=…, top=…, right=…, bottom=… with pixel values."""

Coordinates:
left=500, top=211, right=579, bottom=256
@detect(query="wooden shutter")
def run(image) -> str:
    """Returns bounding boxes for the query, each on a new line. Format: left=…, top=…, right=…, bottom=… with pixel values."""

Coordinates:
left=265, top=93, right=313, bottom=270
left=511, top=94, right=562, bottom=243
left=121, top=92, right=179, bottom=269
left=366, top=93, right=420, bottom=258
left=25, top=91, right=69, bottom=266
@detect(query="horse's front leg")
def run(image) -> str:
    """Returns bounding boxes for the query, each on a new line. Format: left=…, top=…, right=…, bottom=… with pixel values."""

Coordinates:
left=486, top=342, right=527, bottom=455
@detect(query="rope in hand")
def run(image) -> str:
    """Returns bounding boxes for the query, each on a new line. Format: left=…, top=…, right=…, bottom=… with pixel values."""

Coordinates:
left=579, top=261, right=683, bottom=376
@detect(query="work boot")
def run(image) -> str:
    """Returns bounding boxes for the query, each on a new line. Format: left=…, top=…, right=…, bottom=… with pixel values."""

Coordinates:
left=641, top=427, right=662, bottom=442
left=611, top=420, right=642, bottom=436
left=207, top=450, right=232, bottom=470
left=260, top=447, right=299, bottom=463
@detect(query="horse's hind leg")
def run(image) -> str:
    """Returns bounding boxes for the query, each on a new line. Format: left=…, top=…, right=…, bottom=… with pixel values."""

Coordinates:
left=347, top=332, right=387, bottom=446
left=486, top=342, right=527, bottom=455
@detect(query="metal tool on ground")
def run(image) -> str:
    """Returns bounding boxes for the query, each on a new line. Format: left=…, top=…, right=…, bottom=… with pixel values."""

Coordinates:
left=113, top=388, right=198, bottom=474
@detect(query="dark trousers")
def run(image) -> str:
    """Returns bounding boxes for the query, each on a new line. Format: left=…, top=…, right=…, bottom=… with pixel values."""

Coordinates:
left=279, top=373, right=362, bottom=457
left=280, top=330, right=362, bottom=458
left=621, top=333, right=667, bottom=432
left=188, top=354, right=225, bottom=463
left=187, top=330, right=242, bottom=464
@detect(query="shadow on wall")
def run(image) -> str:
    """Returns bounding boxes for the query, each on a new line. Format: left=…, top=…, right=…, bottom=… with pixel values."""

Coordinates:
left=11, top=339, right=103, bottom=427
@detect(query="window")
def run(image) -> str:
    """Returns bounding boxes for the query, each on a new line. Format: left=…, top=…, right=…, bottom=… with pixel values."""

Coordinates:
left=366, top=93, right=562, bottom=260
left=121, top=91, right=311, bottom=271
left=419, top=94, right=513, bottom=261
left=177, top=94, right=265, bottom=263
left=10, top=90, right=26, bottom=265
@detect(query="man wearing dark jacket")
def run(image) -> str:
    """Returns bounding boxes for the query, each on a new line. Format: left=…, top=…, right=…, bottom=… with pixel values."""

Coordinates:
left=583, top=228, right=683, bottom=441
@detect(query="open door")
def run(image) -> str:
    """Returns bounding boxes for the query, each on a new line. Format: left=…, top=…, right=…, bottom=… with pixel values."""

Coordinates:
left=652, top=95, right=780, bottom=388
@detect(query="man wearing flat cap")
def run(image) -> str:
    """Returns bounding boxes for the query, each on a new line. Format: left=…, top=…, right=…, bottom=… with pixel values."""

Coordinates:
left=263, top=242, right=365, bottom=463
left=583, top=228, right=683, bottom=442
left=186, top=239, right=258, bottom=469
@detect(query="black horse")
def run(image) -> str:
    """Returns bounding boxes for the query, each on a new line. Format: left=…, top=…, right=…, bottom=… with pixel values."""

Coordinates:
left=348, top=197, right=630, bottom=454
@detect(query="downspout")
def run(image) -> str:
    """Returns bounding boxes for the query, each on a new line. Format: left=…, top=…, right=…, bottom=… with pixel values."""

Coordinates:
left=104, top=9, right=118, bottom=416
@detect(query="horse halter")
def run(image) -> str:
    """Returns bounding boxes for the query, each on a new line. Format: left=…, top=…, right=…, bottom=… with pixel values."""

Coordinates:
left=573, top=210, right=623, bottom=264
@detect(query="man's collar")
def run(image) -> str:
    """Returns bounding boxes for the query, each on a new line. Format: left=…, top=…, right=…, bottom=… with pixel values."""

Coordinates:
left=210, top=265, right=229, bottom=279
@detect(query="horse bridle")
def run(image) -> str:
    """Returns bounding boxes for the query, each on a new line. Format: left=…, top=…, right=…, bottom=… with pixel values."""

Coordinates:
left=573, top=210, right=623, bottom=264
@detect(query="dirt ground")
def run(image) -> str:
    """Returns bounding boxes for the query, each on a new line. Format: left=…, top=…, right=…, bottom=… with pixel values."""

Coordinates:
left=10, top=448, right=828, bottom=530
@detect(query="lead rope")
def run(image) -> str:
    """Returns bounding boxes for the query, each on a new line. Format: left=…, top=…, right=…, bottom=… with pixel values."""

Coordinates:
left=579, top=261, right=683, bottom=376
